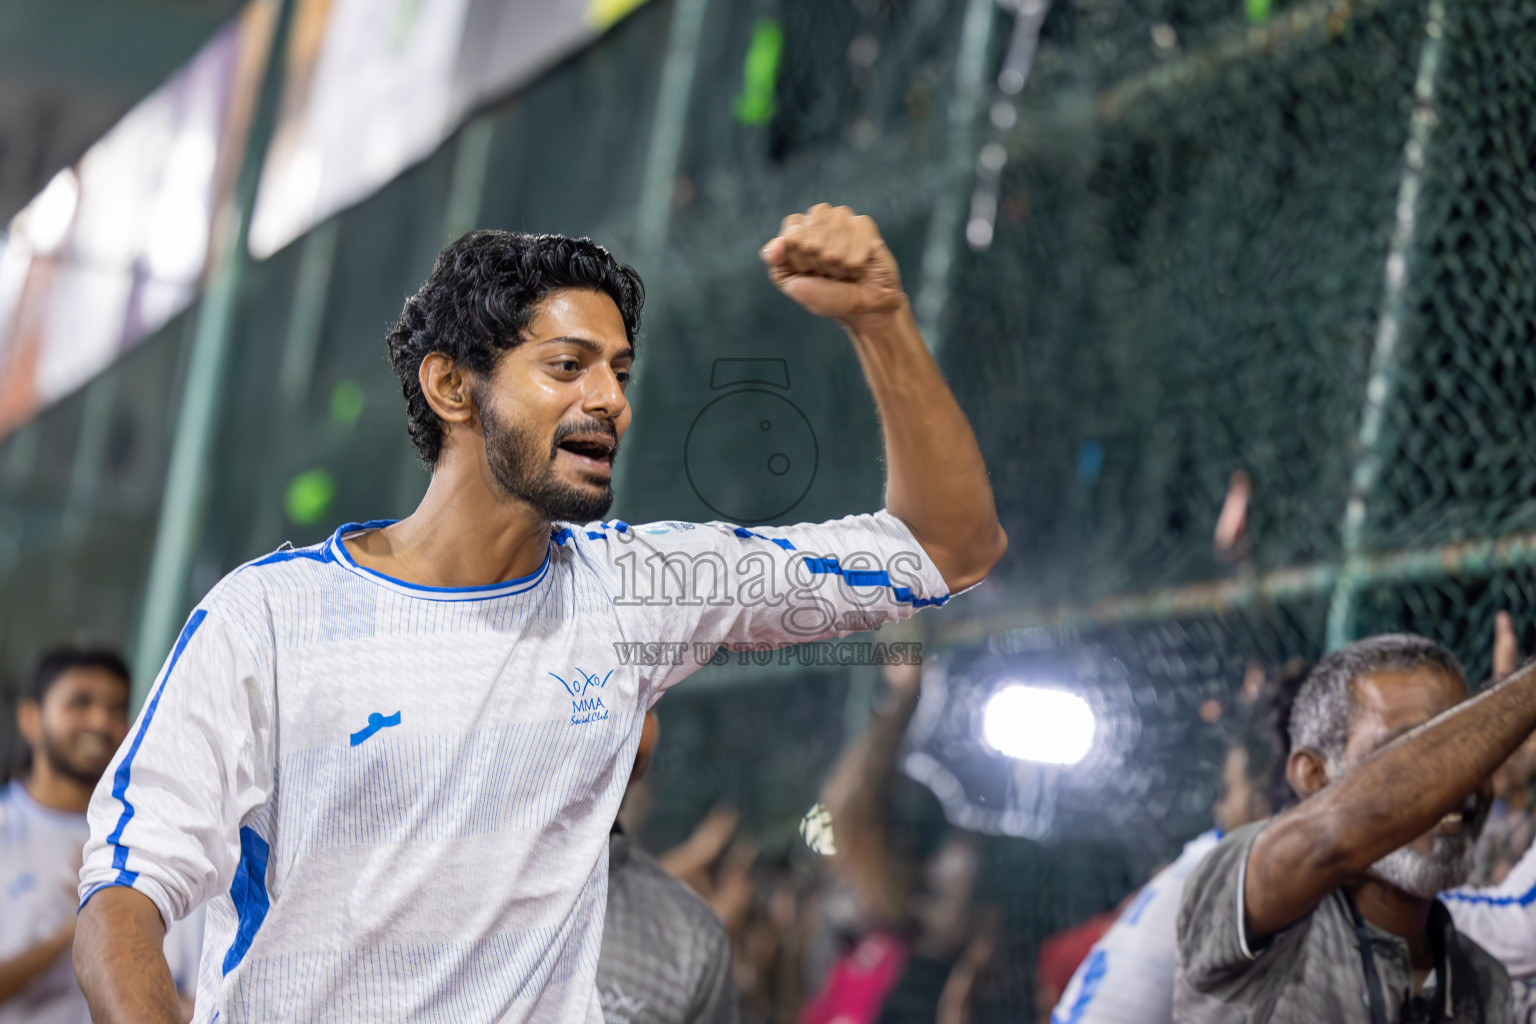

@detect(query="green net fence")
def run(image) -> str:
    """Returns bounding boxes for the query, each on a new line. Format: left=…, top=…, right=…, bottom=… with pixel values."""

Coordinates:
left=0, top=0, right=1533, bottom=1016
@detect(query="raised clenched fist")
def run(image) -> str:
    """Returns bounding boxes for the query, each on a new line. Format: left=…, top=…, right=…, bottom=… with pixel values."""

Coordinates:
left=760, top=203, right=906, bottom=326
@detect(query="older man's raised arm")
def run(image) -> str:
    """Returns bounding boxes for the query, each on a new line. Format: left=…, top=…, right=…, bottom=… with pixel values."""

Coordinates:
left=1242, top=652, right=1536, bottom=945
left=760, top=204, right=1007, bottom=592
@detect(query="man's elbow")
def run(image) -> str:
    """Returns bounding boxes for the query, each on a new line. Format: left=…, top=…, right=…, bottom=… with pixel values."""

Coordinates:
left=1266, top=804, right=1361, bottom=887
left=940, top=523, right=1008, bottom=594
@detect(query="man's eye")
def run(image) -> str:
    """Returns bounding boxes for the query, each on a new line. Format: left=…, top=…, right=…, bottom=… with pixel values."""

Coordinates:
left=616, top=370, right=632, bottom=385
left=555, top=359, right=579, bottom=373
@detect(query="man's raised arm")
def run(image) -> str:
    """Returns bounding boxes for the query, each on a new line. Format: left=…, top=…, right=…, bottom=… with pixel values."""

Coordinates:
left=1244, top=658, right=1536, bottom=943
left=74, top=887, right=183, bottom=1024
left=761, top=204, right=1007, bottom=592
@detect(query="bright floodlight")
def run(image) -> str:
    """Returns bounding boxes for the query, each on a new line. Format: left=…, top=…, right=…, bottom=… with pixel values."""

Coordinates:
left=983, top=685, right=1095, bottom=765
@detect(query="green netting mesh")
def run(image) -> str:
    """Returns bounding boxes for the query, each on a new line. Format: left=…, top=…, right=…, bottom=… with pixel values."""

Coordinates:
left=0, top=0, right=1533, bottom=1016
left=1368, top=0, right=1536, bottom=549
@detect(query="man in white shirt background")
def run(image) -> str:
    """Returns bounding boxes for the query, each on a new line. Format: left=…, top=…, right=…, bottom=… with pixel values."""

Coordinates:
left=71, top=204, right=1008, bottom=1023
left=1, top=647, right=200, bottom=1024
left=1046, top=661, right=1307, bottom=1024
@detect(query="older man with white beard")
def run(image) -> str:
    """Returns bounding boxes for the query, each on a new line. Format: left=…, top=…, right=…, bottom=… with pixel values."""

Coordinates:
left=1174, top=634, right=1519, bottom=1023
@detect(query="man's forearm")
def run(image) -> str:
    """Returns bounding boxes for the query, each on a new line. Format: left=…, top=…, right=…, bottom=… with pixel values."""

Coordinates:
left=0, top=925, right=73, bottom=1003
left=1329, top=668, right=1536, bottom=860
left=842, top=300, right=1007, bottom=592
left=74, top=887, right=182, bottom=1024
left=833, top=681, right=922, bottom=815
left=821, top=680, right=923, bottom=922
left=1250, top=661, right=1536, bottom=934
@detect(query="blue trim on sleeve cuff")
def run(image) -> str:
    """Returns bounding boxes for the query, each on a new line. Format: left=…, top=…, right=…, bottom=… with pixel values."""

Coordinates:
left=77, top=880, right=128, bottom=914
left=1442, top=881, right=1536, bottom=907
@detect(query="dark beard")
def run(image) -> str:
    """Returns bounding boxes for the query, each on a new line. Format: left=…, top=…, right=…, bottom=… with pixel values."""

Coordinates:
left=477, top=386, right=616, bottom=523
left=41, top=729, right=110, bottom=788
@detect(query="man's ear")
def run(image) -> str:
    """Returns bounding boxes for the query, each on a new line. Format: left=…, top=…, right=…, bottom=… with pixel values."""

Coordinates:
left=1286, top=747, right=1331, bottom=800
left=419, top=353, right=477, bottom=426
left=17, top=699, right=41, bottom=749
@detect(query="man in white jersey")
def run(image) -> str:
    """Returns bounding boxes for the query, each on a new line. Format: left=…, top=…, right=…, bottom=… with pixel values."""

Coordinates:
left=2, top=648, right=201, bottom=1023
left=72, top=203, right=1008, bottom=1023
left=1047, top=667, right=1299, bottom=1024
left=1445, top=836, right=1536, bottom=1020
left=1443, top=613, right=1536, bottom=1020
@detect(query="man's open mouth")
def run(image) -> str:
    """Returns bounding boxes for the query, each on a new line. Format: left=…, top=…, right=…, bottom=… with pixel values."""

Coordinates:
left=556, top=434, right=617, bottom=476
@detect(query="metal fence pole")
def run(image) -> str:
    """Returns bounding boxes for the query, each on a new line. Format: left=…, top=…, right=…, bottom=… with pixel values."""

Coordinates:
left=1324, top=0, right=1447, bottom=651
left=912, top=0, right=998, bottom=353
left=131, top=0, right=297, bottom=704
left=611, top=0, right=710, bottom=511
left=388, top=115, right=502, bottom=515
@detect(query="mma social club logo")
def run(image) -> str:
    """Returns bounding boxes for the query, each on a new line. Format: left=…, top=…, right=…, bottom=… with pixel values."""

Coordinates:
left=550, top=667, right=613, bottom=726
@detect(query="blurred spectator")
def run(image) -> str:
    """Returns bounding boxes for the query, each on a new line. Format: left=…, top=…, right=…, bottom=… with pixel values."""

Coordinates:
left=653, top=805, right=809, bottom=1024
left=0, top=647, right=201, bottom=1024
left=1445, top=830, right=1536, bottom=1020
left=1044, top=660, right=1307, bottom=1024
left=660, top=805, right=760, bottom=944
left=1212, top=470, right=1252, bottom=567
left=599, top=710, right=738, bottom=1024
left=1465, top=613, right=1536, bottom=889
left=799, top=661, right=1000, bottom=1024
left=738, top=858, right=817, bottom=1024
left=1035, top=906, right=1121, bottom=1022
left=1443, top=612, right=1536, bottom=1018
left=1176, top=634, right=1518, bottom=1021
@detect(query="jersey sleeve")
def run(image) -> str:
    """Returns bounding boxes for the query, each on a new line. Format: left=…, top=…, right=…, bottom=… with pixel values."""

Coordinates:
left=585, top=510, right=957, bottom=695
left=78, top=603, right=275, bottom=930
left=1444, top=837, right=1536, bottom=978
left=1049, top=891, right=1179, bottom=1024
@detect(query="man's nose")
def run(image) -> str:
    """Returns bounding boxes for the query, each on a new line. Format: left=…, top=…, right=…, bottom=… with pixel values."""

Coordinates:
left=82, top=702, right=122, bottom=734
left=583, top=365, right=628, bottom=423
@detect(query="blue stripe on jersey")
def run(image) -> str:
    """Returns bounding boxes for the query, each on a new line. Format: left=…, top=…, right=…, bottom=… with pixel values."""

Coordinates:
left=1442, top=881, right=1536, bottom=907
left=105, top=609, right=208, bottom=886
left=1052, top=948, right=1108, bottom=1024
left=800, top=556, right=952, bottom=609
left=732, top=527, right=795, bottom=551
left=222, top=827, right=272, bottom=975
left=1121, top=885, right=1158, bottom=926
left=582, top=521, right=629, bottom=540
left=249, top=545, right=334, bottom=568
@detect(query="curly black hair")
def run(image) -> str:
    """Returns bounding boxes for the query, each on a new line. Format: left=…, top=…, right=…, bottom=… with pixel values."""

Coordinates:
left=386, top=230, right=645, bottom=467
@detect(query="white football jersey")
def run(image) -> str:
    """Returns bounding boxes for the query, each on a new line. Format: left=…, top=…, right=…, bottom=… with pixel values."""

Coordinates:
left=1051, top=829, right=1223, bottom=1024
left=79, top=512, right=952, bottom=1023
left=1445, top=833, right=1536, bottom=981
left=1, top=781, right=202, bottom=1024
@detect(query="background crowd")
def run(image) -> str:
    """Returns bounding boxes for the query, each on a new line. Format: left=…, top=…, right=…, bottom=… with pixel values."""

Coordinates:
left=15, top=610, right=1536, bottom=1023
